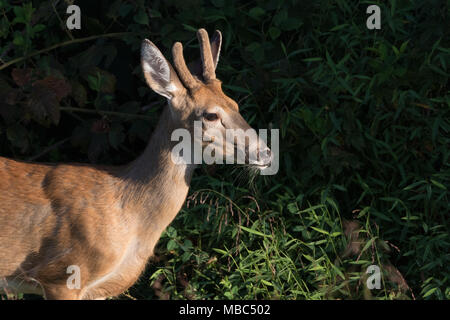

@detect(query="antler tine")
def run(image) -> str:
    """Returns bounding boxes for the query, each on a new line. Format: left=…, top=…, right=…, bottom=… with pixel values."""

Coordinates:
left=172, top=42, right=199, bottom=90
left=197, top=28, right=216, bottom=81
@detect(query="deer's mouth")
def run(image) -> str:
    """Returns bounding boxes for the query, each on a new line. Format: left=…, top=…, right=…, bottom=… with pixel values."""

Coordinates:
left=250, top=157, right=272, bottom=170
left=252, top=148, right=272, bottom=170
left=252, top=162, right=271, bottom=170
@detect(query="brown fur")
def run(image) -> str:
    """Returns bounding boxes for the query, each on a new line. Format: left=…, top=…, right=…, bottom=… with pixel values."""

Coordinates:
left=0, top=107, right=192, bottom=300
left=0, top=29, right=270, bottom=299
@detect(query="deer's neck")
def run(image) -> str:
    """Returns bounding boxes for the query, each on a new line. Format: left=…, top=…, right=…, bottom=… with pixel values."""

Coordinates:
left=119, top=106, right=195, bottom=246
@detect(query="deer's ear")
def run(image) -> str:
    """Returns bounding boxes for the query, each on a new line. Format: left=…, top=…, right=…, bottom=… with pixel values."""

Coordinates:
left=187, top=30, right=222, bottom=79
left=141, top=40, right=185, bottom=100
left=210, top=30, right=222, bottom=69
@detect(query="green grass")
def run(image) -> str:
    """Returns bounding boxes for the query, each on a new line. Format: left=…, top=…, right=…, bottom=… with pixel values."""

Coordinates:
left=0, top=0, right=449, bottom=300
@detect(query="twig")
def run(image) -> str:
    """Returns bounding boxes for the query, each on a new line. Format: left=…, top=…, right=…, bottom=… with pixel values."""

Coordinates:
left=0, top=32, right=133, bottom=71
left=27, top=137, right=70, bottom=161
left=60, top=107, right=153, bottom=121
left=52, top=0, right=74, bottom=40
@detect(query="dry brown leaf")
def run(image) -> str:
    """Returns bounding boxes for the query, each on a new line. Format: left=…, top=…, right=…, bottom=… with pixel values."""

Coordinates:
left=11, top=68, right=33, bottom=86
left=342, top=219, right=364, bottom=258
left=34, top=76, right=71, bottom=102
left=28, top=82, right=60, bottom=125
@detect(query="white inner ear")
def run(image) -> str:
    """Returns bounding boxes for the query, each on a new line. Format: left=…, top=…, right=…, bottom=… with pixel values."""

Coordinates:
left=141, top=43, right=171, bottom=84
left=214, top=45, right=221, bottom=68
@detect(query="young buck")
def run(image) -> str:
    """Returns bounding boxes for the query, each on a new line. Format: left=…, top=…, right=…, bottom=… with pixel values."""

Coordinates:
left=0, top=29, right=272, bottom=299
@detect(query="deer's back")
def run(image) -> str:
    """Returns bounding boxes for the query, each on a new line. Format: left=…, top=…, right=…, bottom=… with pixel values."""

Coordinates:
left=0, top=157, right=55, bottom=275
left=0, top=156, right=139, bottom=296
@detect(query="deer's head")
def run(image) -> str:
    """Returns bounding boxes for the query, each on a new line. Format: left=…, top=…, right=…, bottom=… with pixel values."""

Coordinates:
left=141, top=29, right=272, bottom=171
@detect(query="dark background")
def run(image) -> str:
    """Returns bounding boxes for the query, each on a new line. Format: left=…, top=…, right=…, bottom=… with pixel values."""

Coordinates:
left=0, top=0, right=449, bottom=299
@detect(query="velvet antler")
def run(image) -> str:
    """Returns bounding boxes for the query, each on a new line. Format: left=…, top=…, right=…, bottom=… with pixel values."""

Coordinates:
left=196, top=28, right=216, bottom=81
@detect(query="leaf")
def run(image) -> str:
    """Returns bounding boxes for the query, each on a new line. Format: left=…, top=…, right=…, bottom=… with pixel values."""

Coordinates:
left=71, top=45, right=105, bottom=71
left=246, top=42, right=260, bottom=52
left=281, top=18, right=303, bottom=31
left=360, top=237, right=377, bottom=256
left=249, top=7, right=265, bottom=20
left=302, top=57, right=322, bottom=62
left=212, top=248, right=229, bottom=256
left=119, top=3, right=133, bottom=17
left=84, top=68, right=116, bottom=94
left=287, top=202, right=298, bottom=214
left=423, top=287, right=437, bottom=298
left=331, top=263, right=346, bottom=280
left=134, top=10, right=149, bottom=25
left=182, top=24, right=198, bottom=32
left=167, top=239, right=178, bottom=251
left=310, top=226, right=329, bottom=235
left=222, top=84, right=251, bottom=94
left=34, top=76, right=71, bottom=101
left=71, top=81, right=87, bottom=107
left=273, top=9, right=287, bottom=26
left=91, top=119, right=110, bottom=133
left=269, top=27, right=281, bottom=40
left=13, top=33, right=24, bottom=46
left=210, top=0, right=224, bottom=7
left=240, top=225, right=272, bottom=238
left=27, top=83, right=59, bottom=125
left=149, top=9, right=162, bottom=18
left=245, top=42, right=264, bottom=62
left=11, top=68, right=33, bottom=86
left=25, top=76, right=71, bottom=125
left=32, top=23, right=45, bottom=33
left=260, top=279, right=273, bottom=286
left=430, top=179, right=446, bottom=190
left=403, top=180, right=426, bottom=191
left=330, top=24, right=349, bottom=32
left=399, top=40, right=409, bottom=54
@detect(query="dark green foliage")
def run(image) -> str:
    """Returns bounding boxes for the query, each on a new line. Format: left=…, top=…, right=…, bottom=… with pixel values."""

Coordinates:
left=0, top=0, right=449, bottom=300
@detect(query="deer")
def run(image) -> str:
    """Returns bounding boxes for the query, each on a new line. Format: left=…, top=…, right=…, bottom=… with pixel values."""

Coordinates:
left=0, top=29, right=272, bottom=300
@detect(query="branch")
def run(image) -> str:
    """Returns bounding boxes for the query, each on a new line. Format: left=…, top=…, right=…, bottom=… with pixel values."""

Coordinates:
left=60, top=107, right=154, bottom=121
left=0, top=32, right=133, bottom=71
left=27, top=137, right=70, bottom=161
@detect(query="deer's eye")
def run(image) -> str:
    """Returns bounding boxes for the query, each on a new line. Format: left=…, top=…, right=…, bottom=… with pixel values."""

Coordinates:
left=203, top=112, right=219, bottom=121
